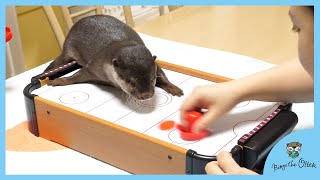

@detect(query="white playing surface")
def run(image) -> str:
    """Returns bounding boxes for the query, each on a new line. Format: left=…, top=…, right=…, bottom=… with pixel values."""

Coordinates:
left=33, top=69, right=279, bottom=156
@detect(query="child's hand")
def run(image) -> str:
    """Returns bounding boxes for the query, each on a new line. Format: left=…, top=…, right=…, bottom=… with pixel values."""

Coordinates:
left=205, top=151, right=257, bottom=175
left=180, top=81, right=243, bottom=132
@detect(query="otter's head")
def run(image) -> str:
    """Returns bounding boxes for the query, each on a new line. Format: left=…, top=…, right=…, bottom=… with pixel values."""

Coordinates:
left=111, top=45, right=157, bottom=100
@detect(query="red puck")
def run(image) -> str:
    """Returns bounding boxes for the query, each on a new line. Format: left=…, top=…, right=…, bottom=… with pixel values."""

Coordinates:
left=184, top=111, right=202, bottom=132
left=176, top=124, right=210, bottom=141
left=6, top=26, right=13, bottom=42
left=159, top=120, right=175, bottom=130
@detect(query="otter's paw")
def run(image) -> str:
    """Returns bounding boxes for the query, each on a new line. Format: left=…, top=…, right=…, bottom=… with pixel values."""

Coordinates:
left=163, top=84, right=184, bottom=97
left=47, top=78, right=71, bottom=86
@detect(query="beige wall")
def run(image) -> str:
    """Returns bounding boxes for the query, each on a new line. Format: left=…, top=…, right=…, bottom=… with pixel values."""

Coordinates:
left=16, top=6, right=66, bottom=70
left=16, top=6, right=295, bottom=70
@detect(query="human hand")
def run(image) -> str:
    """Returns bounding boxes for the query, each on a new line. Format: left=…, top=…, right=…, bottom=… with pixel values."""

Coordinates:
left=180, top=81, right=243, bottom=132
left=205, top=151, right=257, bottom=175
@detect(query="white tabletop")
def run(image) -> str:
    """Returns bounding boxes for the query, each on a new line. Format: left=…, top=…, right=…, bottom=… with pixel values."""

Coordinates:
left=5, top=33, right=314, bottom=174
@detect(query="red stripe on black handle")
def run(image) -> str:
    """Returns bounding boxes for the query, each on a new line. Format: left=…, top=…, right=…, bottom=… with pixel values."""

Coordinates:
left=39, top=61, right=78, bottom=79
left=238, top=105, right=285, bottom=145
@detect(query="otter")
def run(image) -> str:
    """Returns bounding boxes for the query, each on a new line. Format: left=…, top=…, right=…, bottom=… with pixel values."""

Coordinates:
left=44, top=15, right=183, bottom=100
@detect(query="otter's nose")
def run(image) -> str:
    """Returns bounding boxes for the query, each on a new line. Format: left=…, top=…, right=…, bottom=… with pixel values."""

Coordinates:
left=139, top=92, right=153, bottom=100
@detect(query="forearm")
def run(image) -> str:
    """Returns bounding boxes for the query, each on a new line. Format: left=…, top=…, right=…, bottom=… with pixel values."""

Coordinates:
left=233, top=59, right=314, bottom=103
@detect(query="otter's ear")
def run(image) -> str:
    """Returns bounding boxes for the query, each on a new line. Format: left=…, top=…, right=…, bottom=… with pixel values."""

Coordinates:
left=112, top=58, right=119, bottom=68
left=152, top=55, right=157, bottom=61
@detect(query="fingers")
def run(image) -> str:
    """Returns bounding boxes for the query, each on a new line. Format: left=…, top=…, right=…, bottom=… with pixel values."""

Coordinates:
left=217, top=151, right=258, bottom=175
left=180, top=84, right=238, bottom=132
left=180, top=85, right=217, bottom=128
left=192, top=107, right=220, bottom=132
left=205, top=152, right=258, bottom=175
left=205, top=152, right=241, bottom=175
left=217, top=151, right=242, bottom=174
left=205, top=161, right=225, bottom=174
left=240, top=167, right=259, bottom=174
left=180, top=90, right=202, bottom=127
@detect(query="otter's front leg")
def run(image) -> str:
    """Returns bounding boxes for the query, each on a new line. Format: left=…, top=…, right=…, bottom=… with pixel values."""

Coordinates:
left=47, top=68, right=94, bottom=86
left=155, top=64, right=184, bottom=96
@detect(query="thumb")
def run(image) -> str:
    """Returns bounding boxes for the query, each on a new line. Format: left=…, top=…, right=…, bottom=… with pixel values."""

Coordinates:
left=192, top=108, right=222, bottom=132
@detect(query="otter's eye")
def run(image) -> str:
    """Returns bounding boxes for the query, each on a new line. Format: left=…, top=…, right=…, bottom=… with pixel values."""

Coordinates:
left=292, top=25, right=300, bottom=33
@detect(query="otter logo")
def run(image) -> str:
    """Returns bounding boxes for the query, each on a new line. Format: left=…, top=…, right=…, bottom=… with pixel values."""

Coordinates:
left=287, top=142, right=302, bottom=158
left=271, top=142, right=317, bottom=172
